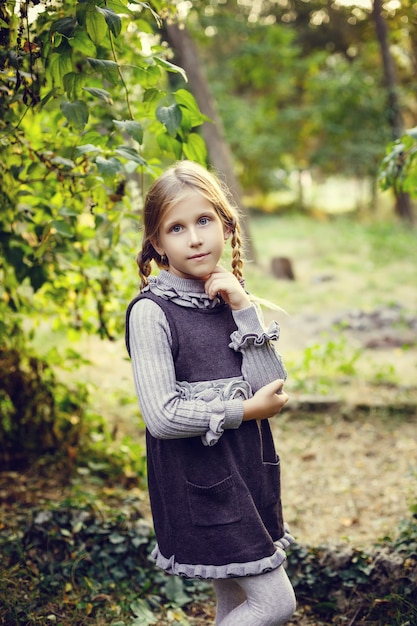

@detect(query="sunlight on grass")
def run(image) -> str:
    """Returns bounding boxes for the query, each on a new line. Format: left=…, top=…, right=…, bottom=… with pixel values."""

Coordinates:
left=243, top=214, right=417, bottom=314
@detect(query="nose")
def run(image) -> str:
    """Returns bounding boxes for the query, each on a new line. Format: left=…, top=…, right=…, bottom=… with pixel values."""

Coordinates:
left=189, top=227, right=202, bottom=247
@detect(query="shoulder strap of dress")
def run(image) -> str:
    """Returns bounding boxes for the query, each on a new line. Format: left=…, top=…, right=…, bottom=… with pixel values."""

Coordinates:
left=125, top=291, right=175, bottom=357
left=125, top=293, right=157, bottom=356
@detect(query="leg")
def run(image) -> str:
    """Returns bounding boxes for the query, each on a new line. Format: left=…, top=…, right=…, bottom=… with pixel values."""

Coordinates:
left=212, top=578, right=246, bottom=624
left=216, top=566, right=296, bottom=626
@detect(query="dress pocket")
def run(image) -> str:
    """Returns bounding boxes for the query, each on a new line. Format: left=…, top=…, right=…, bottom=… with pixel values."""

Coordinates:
left=187, top=475, right=242, bottom=527
left=261, top=459, right=281, bottom=508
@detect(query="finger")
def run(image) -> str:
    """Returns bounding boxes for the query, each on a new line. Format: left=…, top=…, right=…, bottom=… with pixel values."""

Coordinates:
left=272, top=379, right=285, bottom=396
left=269, top=378, right=284, bottom=391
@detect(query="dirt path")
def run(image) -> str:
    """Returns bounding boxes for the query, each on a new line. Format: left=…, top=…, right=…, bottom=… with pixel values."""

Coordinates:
left=268, top=306, right=417, bottom=547
left=275, top=408, right=417, bottom=548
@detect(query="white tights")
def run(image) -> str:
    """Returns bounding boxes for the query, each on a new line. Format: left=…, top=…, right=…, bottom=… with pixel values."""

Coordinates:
left=212, top=566, right=296, bottom=626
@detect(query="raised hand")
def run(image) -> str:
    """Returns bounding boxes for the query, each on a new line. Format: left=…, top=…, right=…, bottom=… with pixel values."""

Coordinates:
left=242, top=379, right=288, bottom=421
left=204, top=265, right=252, bottom=310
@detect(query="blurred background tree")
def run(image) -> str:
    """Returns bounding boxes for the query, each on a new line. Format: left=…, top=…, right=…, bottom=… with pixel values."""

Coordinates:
left=181, top=0, right=415, bottom=217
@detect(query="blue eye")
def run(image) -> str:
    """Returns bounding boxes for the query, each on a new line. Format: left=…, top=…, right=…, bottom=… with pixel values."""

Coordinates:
left=199, top=216, right=210, bottom=225
left=171, top=224, right=182, bottom=233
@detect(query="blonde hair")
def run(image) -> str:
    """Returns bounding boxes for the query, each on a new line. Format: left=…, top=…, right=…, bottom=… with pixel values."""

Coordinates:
left=137, top=160, right=244, bottom=290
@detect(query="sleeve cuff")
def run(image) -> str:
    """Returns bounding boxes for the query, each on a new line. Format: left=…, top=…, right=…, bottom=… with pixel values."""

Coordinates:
left=201, top=399, right=244, bottom=447
left=230, top=306, right=280, bottom=351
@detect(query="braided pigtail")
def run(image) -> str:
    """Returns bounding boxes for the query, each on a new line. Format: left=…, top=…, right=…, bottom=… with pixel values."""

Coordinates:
left=137, top=240, right=155, bottom=291
left=230, top=220, right=244, bottom=284
left=137, top=238, right=170, bottom=291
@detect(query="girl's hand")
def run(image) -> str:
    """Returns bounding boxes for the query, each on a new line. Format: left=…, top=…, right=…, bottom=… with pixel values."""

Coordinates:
left=204, top=265, right=251, bottom=310
left=242, top=379, right=288, bottom=421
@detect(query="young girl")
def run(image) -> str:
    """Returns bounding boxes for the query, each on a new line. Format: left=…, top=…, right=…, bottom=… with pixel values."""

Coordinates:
left=126, top=161, right=296, bottom=625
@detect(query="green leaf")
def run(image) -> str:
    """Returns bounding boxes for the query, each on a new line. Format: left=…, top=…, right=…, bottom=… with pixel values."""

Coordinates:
left=51, top=156, right=75, bottom=169
left=47, top=52, right=73, bottom=89
left=86, top=7, right=108, bottom=46
left=156, top=104, right=182, bottom=137
left=40, top=89, right=57, bottom=108
left=96, top=7, right=122, bottom=38
left=58, top=207, right=78, bottom=216
left=69, top=29, right=97, bottom=56
left=115, top=146, right=146, bottom=165
left=164, top=576, right=190, bottom=607
left=107, top=0, right=129, bottom=12
left=76, top=144, right=102, bottom=155
left=154, top=56, right=187, bottom=83
left=113, top=120, right=143, bottom=144
left=95, top=156, right=123, bottom=177
left=60, top=100, right=89, bottom=129
left=87, top=58, right=119, bottom=85
left=63, top=72, right=86, bottom=100
left=130, top=599, right=157, bottom=624
left=84, top=87, right=113, bottom=104
left=143, top=88, right=162, bottom=104
left=175, top=88, right=209, bottom=126
left=182, top=132, right=207, bottom=164
left=82, top=130, right=109, bottom=148
left=109, top=532, right=126, bottom=544
left=50, top=16, right=77, bottom=37
left=157, top=132, right=182, bottom=159
left=52, top=220, right=74, bottom=238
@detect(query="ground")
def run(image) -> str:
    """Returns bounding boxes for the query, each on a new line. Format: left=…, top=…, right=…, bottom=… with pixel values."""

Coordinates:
left=272, top=306, right=417, bottom=549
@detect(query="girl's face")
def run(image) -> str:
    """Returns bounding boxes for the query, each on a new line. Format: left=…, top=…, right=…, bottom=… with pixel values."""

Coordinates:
left=152, top=191, right=230, bottom=281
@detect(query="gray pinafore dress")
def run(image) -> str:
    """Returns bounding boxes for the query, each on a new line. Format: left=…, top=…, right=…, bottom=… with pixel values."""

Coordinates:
left=126, top=292, right=293, bottom=579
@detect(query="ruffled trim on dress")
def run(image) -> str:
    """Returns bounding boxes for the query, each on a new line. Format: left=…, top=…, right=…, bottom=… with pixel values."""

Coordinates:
left=150, top=527, right=295, bottom=580
left=229, top=320, right=280, bottom=351
left=144, top=271, right=220, bottom=309
left=176, top=378, right=252, bottom=446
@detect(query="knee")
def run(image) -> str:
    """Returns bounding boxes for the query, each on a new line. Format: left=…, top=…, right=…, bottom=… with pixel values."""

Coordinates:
left=263, top=571, right=296, bottom=625
left=266, top=592, right=296, bottom=626
left=277, top=589, right=296, bottom=625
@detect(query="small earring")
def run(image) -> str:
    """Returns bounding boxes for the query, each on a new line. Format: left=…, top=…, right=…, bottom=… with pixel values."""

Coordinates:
left=161, top=253, right=168, bottom=265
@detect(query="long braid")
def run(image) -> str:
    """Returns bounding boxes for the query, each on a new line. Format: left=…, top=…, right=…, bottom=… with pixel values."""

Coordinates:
left=137, top=240, right=154, bottom=290
left=230, top=221, right=244, bottom=283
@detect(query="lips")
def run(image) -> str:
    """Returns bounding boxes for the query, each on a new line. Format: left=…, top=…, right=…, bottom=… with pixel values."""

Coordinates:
left=189, top=252, right=208, bottom=260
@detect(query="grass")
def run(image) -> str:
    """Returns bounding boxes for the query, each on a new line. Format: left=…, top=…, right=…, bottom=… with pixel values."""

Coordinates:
left=243, top=213, right=417, bottom=313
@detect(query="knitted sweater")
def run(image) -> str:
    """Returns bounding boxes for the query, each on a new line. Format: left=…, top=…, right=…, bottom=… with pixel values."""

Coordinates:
left=126, top=271, right=294, bottom=578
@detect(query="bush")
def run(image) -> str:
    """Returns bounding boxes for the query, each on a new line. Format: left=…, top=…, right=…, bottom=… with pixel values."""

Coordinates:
left=0, top=347, right=87, bottom=469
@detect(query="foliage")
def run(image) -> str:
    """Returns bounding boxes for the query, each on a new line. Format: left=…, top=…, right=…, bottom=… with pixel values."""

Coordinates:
left=288, top=335, right=362, bottom=395
left=1, top=487, right=416, bottom=625
left=0, top=0, right=208, bottom=347
left=0, top=502, right=212, bottom=625
left=187, top=0, right=415, bottom=202
left=379, top=127, right=417, bottom=198
left=0, top=339, right=147, bottom=481
left=0, top=346, right=87, bottom=468
left=0, top=0, right=210, bottom=466
left=286, top=512, right=417, bottom=624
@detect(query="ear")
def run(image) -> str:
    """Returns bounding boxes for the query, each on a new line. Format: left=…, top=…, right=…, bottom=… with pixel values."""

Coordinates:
left=151, top=237, right=164, bottom=256
left=224, top=227, right=232, bottom=241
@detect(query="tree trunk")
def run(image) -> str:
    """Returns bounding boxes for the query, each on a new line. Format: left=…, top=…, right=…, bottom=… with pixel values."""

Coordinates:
left=372, top=0, right=414, bottom=223
left=164, top=22, right=257, bottom=261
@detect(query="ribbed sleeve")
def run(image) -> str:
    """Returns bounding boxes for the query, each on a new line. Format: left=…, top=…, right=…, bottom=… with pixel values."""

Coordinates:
left=129, top=299, right=245, bottom=443
left=230, top=305, right=287, bottom=393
